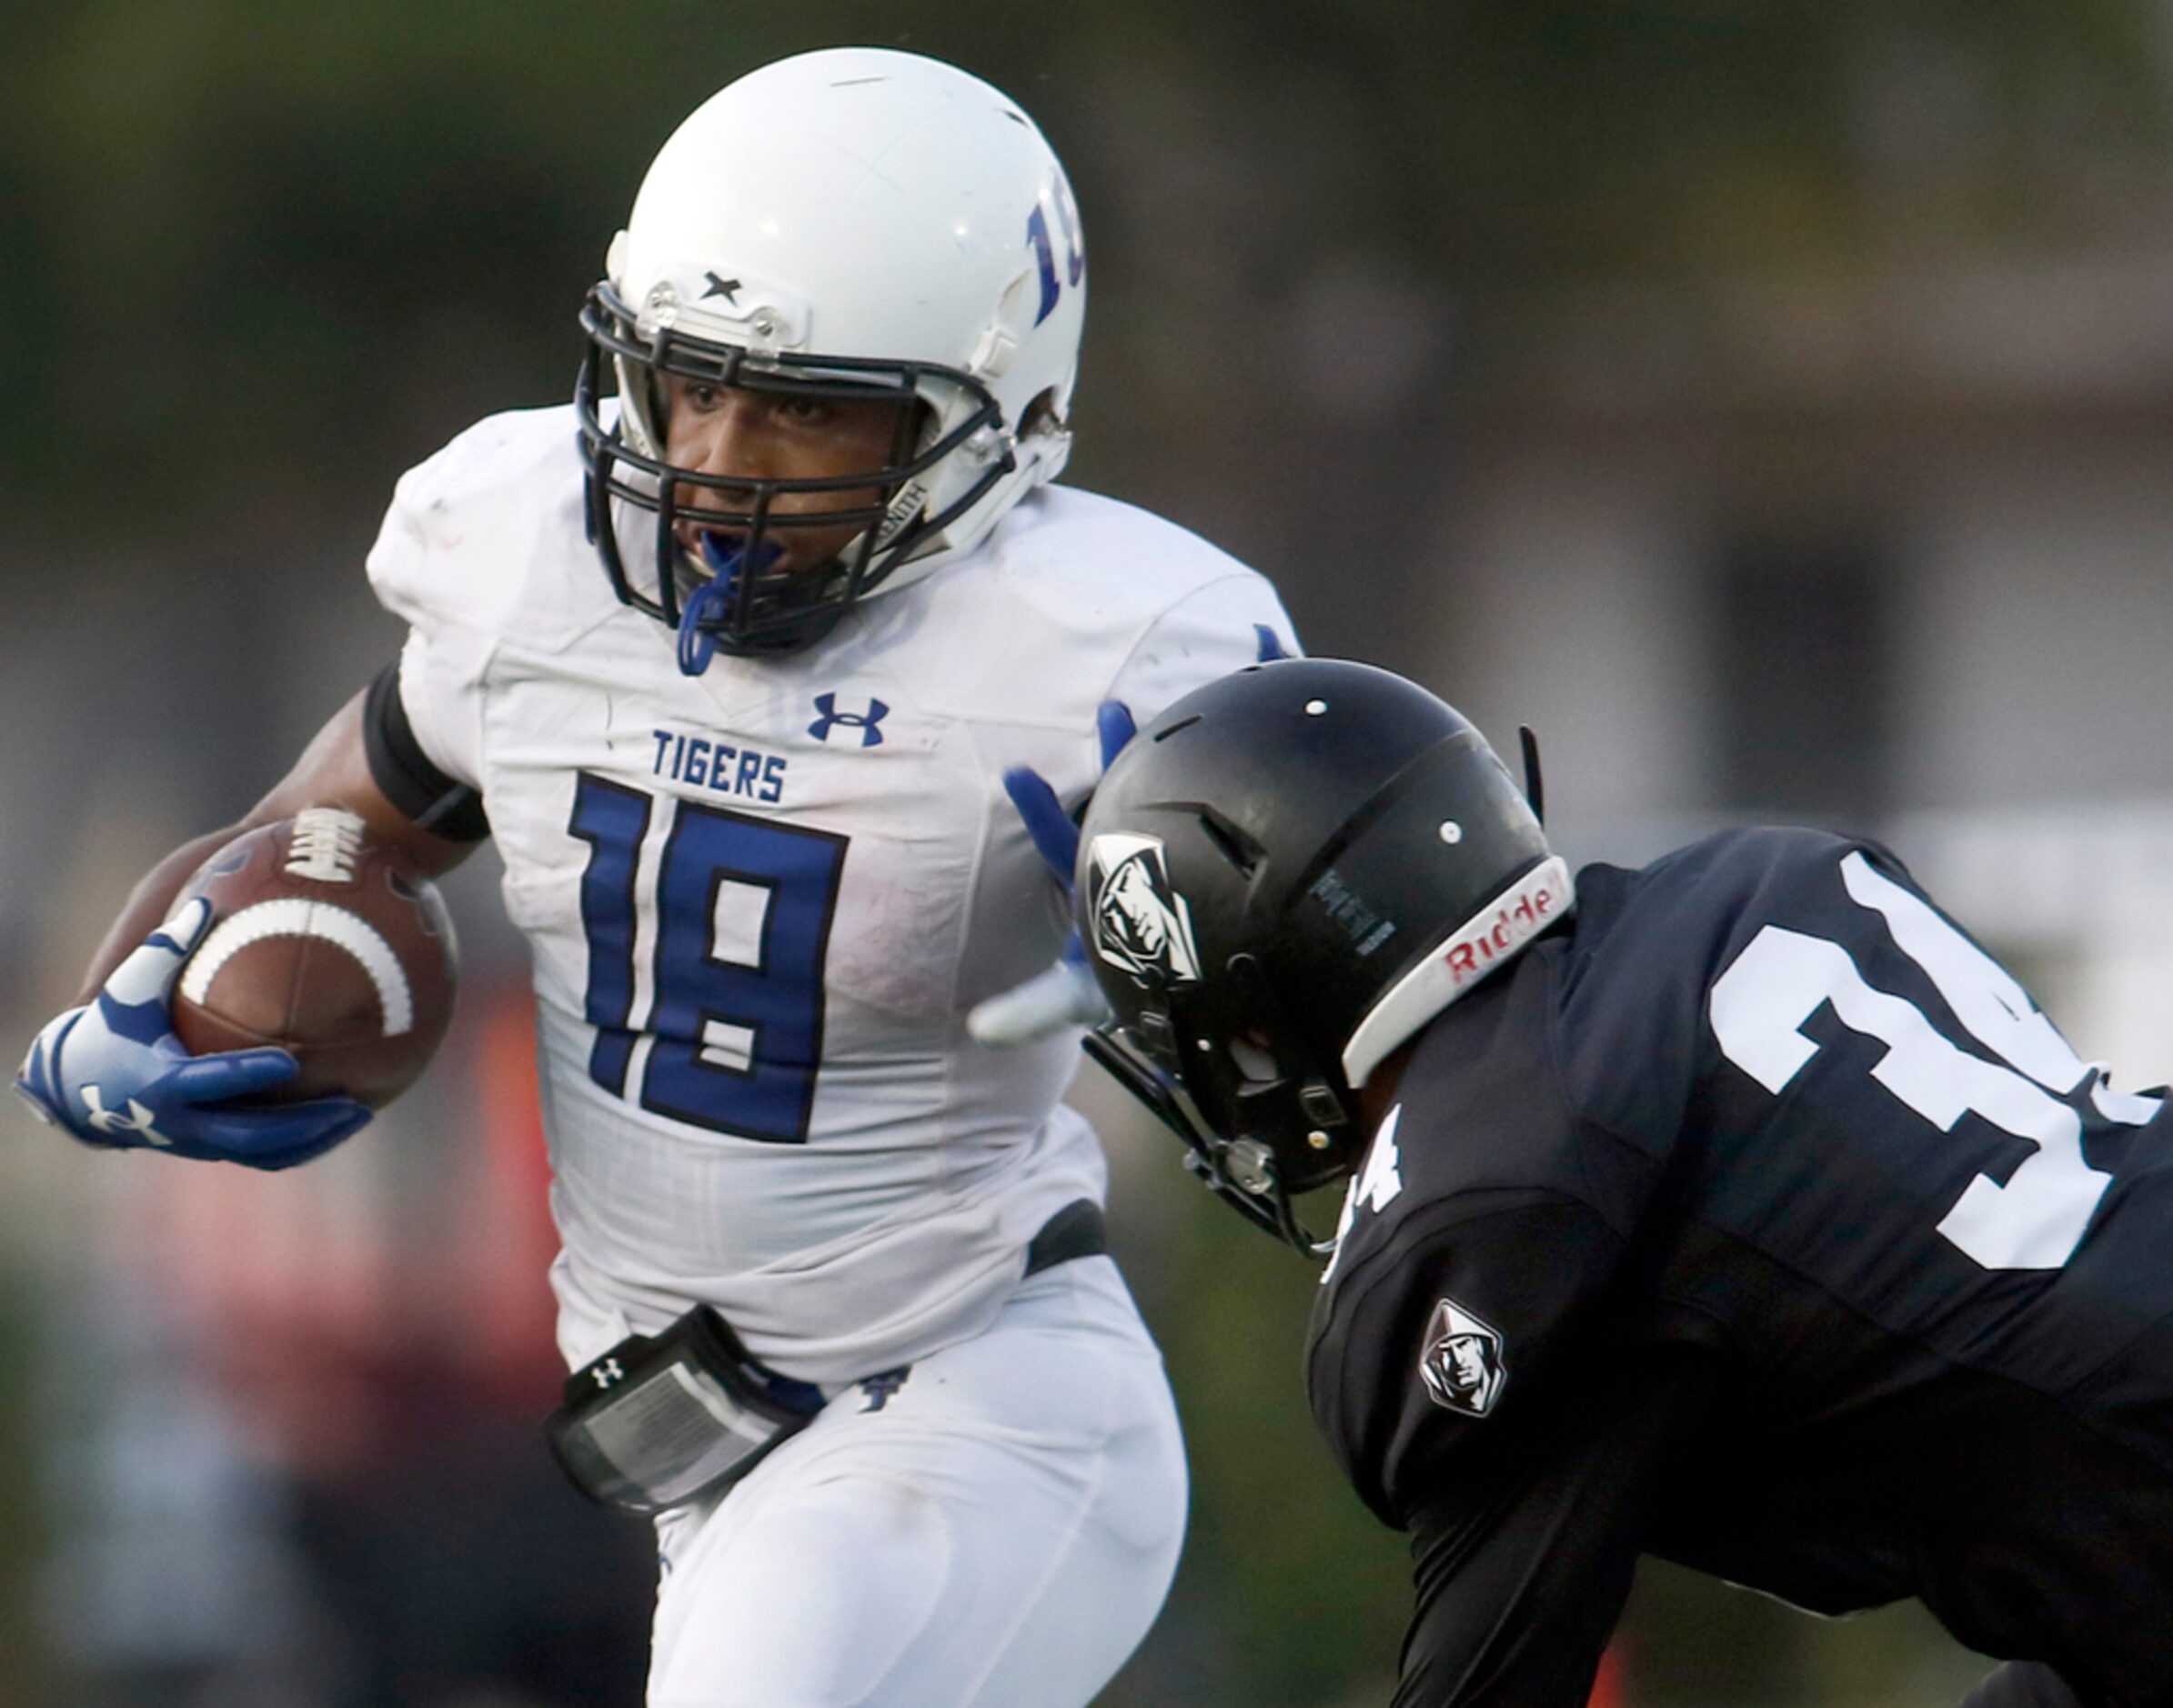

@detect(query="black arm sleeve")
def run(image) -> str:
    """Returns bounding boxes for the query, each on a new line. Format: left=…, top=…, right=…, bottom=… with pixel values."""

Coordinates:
left=1393, top=1342, right=1715, bottom=1707
left=361, top=661, right=489, bottom=842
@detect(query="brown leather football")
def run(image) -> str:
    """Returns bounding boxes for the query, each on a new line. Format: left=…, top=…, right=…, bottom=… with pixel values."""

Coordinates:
left=169, top=808, right=458, bottom=1109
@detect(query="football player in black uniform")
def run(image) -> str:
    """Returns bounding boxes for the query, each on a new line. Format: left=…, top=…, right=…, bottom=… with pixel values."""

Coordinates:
left=1068, top=658, right=2173, bottom=1708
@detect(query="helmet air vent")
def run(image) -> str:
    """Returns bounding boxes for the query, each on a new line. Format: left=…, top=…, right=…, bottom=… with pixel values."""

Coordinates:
left=1196, top=809, right=1263, bottom=877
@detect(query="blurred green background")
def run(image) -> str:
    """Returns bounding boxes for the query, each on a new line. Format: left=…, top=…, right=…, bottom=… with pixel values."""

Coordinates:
left=6, top=4, right=2173, bottom=1703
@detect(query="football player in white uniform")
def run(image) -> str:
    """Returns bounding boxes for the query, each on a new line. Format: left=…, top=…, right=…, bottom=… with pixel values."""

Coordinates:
left=15, top=47, right=1297, bottom=1708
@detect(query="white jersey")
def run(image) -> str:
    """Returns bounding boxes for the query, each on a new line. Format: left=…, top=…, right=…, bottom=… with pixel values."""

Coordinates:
left=366, top=404, right=1294, bottom=1384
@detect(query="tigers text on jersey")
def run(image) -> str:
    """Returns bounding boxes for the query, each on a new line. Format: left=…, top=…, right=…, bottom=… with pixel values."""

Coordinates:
left=1310, top=827, right=2173, bottom=1707
left=367, top=404, right=1295, bottom=1385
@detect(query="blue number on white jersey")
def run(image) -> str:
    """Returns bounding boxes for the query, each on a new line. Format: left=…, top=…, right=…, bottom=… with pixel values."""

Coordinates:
left=571, top=773, right=849, bottom=1142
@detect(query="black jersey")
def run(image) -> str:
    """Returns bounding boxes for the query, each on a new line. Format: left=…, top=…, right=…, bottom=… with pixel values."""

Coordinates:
left=1307, top=827, right=2173, bottom=1707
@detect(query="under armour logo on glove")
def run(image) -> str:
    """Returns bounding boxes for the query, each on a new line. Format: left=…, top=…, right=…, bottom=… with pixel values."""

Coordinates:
left=809, top=693, right=890, bottom=748
left=80, top=1086, right=171, bottom=1146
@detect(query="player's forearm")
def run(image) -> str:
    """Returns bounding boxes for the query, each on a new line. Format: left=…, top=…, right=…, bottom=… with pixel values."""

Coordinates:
left=1391, top=1346, right=1716, bottom=1707
left=1393, top=1548, right=1623, bottom=1708
left=1393, top=1457, right=1639, bottom=1708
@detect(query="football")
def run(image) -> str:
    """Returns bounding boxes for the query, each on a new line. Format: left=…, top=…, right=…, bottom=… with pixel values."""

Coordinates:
left=169, top=807, right=459, bottom=1108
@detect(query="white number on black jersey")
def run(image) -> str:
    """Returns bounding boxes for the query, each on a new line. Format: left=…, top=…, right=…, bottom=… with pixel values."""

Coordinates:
left=1711, top=851, right=2160, bottom=1271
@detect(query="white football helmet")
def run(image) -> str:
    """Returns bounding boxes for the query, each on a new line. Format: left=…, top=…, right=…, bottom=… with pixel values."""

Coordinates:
left=576, top=46, right=1088, bottom=660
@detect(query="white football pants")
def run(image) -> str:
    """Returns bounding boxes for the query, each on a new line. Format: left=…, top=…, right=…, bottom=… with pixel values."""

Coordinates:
left=646, top=1257, right=1188, bottom=1707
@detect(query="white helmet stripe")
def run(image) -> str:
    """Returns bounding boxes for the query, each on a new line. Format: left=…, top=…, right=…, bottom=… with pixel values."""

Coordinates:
left=1340, top=857, right=1574, bottom=1089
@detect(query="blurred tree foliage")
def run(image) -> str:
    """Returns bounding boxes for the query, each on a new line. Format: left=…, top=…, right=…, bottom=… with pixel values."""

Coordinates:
left=3, top=1, right=2165, bottom=549
left=1249, top=0, right=2170, bottom=275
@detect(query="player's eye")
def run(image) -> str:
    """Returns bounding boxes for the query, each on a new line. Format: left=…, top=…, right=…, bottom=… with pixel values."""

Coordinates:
left=772, top=396, right=834, bottom=427
left=663, top=377, right=725, bottom=419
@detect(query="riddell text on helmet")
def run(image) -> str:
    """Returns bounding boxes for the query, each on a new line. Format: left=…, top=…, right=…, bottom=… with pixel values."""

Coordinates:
left=1444, top=869, right=1567, bottom=986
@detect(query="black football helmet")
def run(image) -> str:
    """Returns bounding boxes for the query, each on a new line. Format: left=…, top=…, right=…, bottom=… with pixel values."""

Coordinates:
left=1074, top=659, right=1573, bottom=1254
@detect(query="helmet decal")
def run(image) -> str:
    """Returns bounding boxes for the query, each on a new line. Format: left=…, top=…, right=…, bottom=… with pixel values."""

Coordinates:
left=1027, top=172, right=1086, bottom=326
left=1418, top=1297, right=1509, bottom=1418
left=1307, top=867, right=1400, bottom=958
left=1086, top=833, right=1202, bottom=988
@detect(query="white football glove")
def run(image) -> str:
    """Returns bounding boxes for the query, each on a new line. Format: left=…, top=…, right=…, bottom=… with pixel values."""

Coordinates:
left=967, top=949, right=1111, bottom=1046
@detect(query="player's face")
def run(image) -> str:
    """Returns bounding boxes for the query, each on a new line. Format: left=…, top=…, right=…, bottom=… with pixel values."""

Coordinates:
left=662, top=376, right=913, bottom=572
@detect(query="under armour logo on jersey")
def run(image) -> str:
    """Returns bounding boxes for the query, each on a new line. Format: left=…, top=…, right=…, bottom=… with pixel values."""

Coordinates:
left=1419, top=1297, right=1509, bottom=1419
left=859, top=1367, right=910, bottom=1412
left=81, top=1086, right=170, bottom=1147
left=810, top=694, right=890, bottom=748
left=591, top=1358, right=626, bottom=1391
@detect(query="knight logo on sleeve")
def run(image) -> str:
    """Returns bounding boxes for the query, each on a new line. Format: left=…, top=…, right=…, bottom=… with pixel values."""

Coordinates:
left=1419, top=1297, right=1509, bottom=1418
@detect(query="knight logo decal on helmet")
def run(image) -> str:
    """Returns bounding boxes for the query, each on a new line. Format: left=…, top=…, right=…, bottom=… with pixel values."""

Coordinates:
left=1419, top=1297, right=1509, bottom=1418
left=1086, top=833, right=1202, bottom=988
